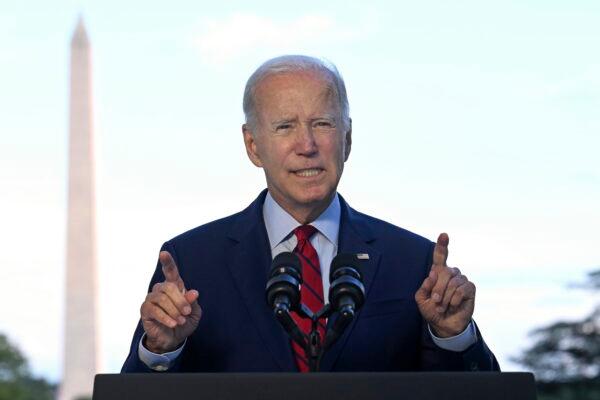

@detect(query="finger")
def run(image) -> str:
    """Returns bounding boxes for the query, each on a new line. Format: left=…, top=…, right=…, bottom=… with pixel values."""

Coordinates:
left=415, top=269, right=438, bottom=304
left=159, top=251, right=185, bottom=291
left=141, top=301, right=177, bottom=328
left=147, top=291, right=186, bottom=325
left=449, top=282, right=476, bottom=309
left=430, top=266, right=454, bottom=305
left=158, top=282, right=192, bottom=316
left=439, top=274, right=467, bottom=312
left=432, top=233, right=450, bottom=266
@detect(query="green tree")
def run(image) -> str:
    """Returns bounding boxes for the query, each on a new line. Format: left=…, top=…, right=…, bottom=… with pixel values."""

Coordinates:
left=515, top=269, right=600, bottom=400
left=0, top=333, right=55, bottom=400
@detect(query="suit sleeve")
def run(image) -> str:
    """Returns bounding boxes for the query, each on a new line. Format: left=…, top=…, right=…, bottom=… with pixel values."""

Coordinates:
left=418, top=241, right=501, bottom=372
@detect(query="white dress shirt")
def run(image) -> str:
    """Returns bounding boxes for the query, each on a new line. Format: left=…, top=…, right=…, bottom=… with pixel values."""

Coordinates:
left=139, top=192, right=476, bottom=370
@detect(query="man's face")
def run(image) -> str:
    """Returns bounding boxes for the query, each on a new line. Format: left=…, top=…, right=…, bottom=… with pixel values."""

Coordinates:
left=243, top=70, right=352, bottom=220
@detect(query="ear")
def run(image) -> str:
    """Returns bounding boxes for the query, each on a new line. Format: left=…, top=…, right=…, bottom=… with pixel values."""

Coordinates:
left=343, top=118, right=352, bottom=161
left=242, top=124, right=263, bottom=168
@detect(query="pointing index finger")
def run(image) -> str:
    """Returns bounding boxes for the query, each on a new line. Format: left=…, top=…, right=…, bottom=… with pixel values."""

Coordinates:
left=433, top=233, right=450, bottom=267
left=159, top=251, right=184, bottom=291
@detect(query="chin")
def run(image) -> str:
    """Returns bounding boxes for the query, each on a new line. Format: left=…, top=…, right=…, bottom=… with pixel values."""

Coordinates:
left=295, top=187, right=335, bottom=206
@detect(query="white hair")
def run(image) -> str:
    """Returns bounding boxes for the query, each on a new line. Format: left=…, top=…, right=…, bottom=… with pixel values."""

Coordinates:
left=242, top=55, right=350, bottom=131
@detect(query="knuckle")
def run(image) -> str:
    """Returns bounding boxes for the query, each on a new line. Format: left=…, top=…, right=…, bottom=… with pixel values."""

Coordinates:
left=453, top=277, right=466, bottom=287
left=157, top=311, right=171, bottom=324
left=147, top=306, right=160, bottom=320
left=157, top=293, right=169, bottom=304
left=162, top=281, right=176, bottom=292
left=158, top=311, right=171, bottom=322
left=178, top=297, right=188, bottom=309
left=168, top=306, right=181, bottom=318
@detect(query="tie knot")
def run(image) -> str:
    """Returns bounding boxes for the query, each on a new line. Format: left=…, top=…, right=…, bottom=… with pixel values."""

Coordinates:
left=293, top=225, right=317, bottom=242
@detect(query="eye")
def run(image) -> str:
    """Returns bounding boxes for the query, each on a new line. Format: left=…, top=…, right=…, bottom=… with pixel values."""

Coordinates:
left=313, top=119, right=335, bottom=129
left=276, top=123, right=292, bottom=131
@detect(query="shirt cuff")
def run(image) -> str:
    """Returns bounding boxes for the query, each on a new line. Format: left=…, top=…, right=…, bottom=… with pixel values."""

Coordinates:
left=428, top=321, right=477, bottom=352
left=138, top=333, right=185, bottom=371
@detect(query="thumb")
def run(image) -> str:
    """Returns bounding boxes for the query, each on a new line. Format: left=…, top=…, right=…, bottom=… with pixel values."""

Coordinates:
left=185, top=289, right=202, bottom=318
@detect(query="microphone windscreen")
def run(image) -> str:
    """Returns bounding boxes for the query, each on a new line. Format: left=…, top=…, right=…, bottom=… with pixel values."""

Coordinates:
left=329, top=253, right=362, bottom=281
left=270, top=251, right=301, bottom=276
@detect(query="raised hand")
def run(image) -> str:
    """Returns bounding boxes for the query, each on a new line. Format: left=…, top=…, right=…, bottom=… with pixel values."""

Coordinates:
left=414, top=233, right=475, bottom=337
left=140, top=251, right=202, bottom=353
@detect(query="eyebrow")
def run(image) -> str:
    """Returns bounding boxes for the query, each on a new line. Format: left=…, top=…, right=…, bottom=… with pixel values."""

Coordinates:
left=270, top=118, right=297, bottom=128
left=311, top=114, right=337, bottom=121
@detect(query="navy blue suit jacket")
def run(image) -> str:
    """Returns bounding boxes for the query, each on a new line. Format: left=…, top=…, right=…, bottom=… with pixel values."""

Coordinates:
left=122, top=190, right=499, bottom=372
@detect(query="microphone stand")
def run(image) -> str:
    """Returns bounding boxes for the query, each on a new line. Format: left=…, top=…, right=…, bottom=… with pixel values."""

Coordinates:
left=276, top=303, right=348, bottom=372
left=300, top=304, right=331, bottom=372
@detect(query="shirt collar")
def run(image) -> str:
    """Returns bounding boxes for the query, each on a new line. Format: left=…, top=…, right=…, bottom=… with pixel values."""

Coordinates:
left=263, top=191, right=340, bottom=250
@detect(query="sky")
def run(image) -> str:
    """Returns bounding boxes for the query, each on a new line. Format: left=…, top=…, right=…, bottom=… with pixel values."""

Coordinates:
left=1, top=0, right=599, bottom=383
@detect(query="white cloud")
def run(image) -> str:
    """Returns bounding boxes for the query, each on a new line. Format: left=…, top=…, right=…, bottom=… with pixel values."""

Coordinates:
left=192, top=13, right=375, bottom=65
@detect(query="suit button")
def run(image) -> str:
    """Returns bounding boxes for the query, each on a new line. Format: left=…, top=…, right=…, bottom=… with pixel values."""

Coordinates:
left=470, top=362, right=479, bottom=371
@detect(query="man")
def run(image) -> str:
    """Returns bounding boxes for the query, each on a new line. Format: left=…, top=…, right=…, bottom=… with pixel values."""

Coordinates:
left=122, top=55, right=499, bottom=373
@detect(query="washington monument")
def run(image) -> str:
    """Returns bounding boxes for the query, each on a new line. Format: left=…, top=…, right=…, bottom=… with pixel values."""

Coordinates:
left=59, top=17, right=99, bottom=400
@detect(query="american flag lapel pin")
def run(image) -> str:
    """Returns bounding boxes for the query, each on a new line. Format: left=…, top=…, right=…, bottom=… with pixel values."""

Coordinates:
left=357, top=253, right=369, bottom=260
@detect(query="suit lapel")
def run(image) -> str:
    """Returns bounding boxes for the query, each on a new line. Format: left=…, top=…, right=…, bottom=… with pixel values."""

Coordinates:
left=319, top=196, right=382, bottom=371
left=226, top=190, right=295, bottom=371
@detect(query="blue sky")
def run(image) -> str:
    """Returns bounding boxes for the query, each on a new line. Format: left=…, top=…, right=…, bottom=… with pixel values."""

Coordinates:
left=1, top=0, right=599, bottom=382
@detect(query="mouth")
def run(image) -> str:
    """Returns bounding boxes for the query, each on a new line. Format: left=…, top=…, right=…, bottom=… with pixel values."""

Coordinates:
left=292, top=168, right=324, bottom=178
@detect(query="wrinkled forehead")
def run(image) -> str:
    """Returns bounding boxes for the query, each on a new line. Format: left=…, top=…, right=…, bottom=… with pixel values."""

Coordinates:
left=254, top=70, right=340, bottom=112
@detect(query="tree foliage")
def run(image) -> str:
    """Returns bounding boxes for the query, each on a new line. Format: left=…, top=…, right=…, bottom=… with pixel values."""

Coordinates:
left=518, top=307, right=600, bottom=382
left=0, top=333, right=55, bottom=400
left=515, top=269, right=600, bottom=399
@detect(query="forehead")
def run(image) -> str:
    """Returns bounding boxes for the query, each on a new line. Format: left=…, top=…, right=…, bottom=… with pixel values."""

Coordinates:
left=254, top=70, right=339, bottom=113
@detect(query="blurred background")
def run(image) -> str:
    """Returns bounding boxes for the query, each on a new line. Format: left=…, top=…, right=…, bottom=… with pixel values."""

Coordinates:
left=1, top=1, right=598, bottom=399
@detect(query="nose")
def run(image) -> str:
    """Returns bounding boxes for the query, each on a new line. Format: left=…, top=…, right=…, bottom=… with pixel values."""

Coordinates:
left=295, top=123, right=318, bottom=156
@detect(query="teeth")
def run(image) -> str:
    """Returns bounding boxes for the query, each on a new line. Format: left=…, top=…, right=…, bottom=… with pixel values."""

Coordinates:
left=295, top=169, right=321, bottom=177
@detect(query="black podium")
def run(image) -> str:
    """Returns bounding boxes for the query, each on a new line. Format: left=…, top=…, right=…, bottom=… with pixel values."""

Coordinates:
left=93, top=372, right=537, bottom=400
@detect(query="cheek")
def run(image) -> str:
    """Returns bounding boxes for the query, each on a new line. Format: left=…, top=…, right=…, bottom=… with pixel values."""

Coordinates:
left=325, top=136, right=346, bottom=163
left=261, top=141, right=291, bottom=171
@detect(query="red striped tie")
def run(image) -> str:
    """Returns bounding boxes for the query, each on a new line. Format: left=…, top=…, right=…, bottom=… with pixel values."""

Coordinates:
left=290, top=225, right=325, bottom=372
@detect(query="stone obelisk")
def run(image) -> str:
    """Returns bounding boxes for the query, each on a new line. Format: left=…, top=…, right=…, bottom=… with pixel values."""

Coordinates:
left=59, top=17, right=99, bottom=400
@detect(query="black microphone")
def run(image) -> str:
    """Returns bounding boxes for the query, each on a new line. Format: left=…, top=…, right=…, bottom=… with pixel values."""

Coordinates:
left=329, top=253, right=366, bottom=314
left=324, top=253, right=366, bottom=349
left=265, top=252, right=306, bottom=347
left=266, top=252, right=302, bottom=312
